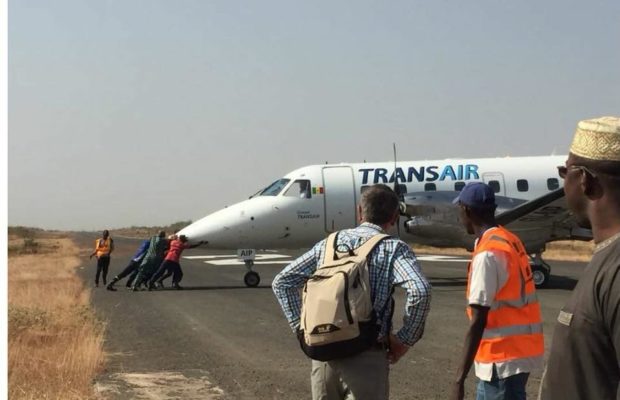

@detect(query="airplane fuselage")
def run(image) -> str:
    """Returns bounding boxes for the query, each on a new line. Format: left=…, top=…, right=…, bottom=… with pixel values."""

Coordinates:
left=178, top=155, right=567, bottom=250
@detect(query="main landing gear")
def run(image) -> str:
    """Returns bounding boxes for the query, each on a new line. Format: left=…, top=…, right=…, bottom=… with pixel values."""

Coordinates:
left=530, top=253, right=551, bottom=289
left=243, top=260, right=260, bottom=287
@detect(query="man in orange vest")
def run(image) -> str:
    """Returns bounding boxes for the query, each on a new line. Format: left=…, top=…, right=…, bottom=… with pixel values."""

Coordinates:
left=89, top=229, right=115, bottom=287
left=450, top=182, right=544, bottom=400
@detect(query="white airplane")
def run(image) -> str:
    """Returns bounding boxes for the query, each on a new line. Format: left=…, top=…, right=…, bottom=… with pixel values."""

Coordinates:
left=178, top=155, right=592, bottom=288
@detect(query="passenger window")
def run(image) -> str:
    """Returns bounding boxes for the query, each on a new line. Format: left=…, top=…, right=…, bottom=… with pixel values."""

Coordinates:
left=284, top=179, right=312, bottom=199
left=424, top=183, right=436, bottom=192
left=547, top=178, right=559, bottom=190
left=517, top=179, right=529, bottom=192
left=488, top=180, right=501, bottom=193
left=454, top=182, right=465, bottom=191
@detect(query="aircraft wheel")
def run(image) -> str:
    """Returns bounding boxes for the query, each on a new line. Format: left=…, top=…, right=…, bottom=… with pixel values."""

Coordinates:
left=531, top=264, right=550, bottom=288
left=244, top=271, right=260, bottom=288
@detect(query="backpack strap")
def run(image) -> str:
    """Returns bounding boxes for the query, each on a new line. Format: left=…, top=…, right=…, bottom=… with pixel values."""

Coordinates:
left=354, top=234, right=390, bottom=258
left=324, top=232, right=340, bottom=262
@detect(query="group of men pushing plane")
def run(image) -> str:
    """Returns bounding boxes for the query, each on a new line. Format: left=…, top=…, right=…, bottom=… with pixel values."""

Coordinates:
left=90, top=230, right=203, bottom=291
left=90, top=116, right=620, bottom=400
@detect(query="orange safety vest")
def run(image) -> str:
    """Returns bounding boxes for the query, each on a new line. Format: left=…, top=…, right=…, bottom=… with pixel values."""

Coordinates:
left=466, top=226, right=544, bottom=364
left=95, top=238, right=113, bottom=258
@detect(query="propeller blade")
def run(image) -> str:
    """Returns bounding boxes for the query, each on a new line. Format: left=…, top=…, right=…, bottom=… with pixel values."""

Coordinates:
left=393, top=142, right=401, bottom=237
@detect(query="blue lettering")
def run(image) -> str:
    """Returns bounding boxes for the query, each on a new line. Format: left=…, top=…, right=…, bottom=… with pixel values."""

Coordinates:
left=359, top=168, right=373, bottom=185
left=360, top=164, right=479, bottom=184
left=439, top=165, right=457, bottom=181
left=389, top=167, right=407, bottom=183
left=407, top=166, right=425, bottom=182
left=374, top=168, right=388, bottom=183
left=426, top=166, right=439, bottom=181
left=465, top=164, right=480, bottom=180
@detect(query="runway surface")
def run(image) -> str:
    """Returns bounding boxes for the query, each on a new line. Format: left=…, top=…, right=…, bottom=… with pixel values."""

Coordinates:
left=77, top=235, right=584, bottom=400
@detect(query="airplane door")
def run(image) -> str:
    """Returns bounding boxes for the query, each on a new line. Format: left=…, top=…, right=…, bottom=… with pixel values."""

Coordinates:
left=482, top=172, right=506, bottom=196
left=322, top=166, right=356, bottom=232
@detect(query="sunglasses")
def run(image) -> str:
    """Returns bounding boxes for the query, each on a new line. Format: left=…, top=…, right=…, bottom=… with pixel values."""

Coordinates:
left=557, top=165, right=597, bottom=179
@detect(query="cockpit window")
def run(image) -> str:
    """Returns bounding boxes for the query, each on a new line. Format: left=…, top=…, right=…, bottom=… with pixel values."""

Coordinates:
left=284, top=179, right=312, bottom=199
left=259, top=179, right=290, bottom=196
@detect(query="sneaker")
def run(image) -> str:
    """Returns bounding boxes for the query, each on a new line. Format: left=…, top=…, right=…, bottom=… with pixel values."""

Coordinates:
left=172, top=283, right=183, bottom=290
left=156, top=281, right=165, bottom=289
left=106, top=284, right=117, bottom=292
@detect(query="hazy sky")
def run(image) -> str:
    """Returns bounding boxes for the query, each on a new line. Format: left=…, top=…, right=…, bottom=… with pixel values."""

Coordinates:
left=8, top=0, right=620, bottom=231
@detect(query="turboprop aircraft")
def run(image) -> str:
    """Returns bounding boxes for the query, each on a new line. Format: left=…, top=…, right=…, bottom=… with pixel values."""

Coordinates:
left=178, top=155, right=592, bottom=288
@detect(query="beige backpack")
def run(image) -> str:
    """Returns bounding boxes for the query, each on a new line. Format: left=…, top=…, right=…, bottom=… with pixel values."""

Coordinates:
left=299, top=232, right=389, bottom=361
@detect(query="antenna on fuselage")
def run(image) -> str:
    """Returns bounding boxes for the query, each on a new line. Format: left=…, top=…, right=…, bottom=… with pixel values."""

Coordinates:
left=393, top=143, right=404, bottom=237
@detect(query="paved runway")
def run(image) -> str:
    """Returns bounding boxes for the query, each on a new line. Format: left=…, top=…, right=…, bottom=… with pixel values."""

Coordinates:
left=78, top=235, right=584, bottom=400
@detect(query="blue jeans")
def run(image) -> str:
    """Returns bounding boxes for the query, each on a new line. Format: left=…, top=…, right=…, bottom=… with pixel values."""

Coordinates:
left=476, top=369, right=529, bottom=400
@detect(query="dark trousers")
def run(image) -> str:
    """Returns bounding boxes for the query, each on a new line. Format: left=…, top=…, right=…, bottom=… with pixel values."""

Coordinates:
left=111, top=260, right=140, bottom=286
left=95, top=256, right=110, bottom=285
left=150, top=260, right=183, bottom=285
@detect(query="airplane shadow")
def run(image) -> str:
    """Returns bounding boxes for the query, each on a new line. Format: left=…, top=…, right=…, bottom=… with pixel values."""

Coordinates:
left=544, top=275, right=578, bottom=290
left=427, top=275, right=578, bottom=290
left=427, top=278, right=467, bottom=287
left=155, top=285, right=273, bottom=291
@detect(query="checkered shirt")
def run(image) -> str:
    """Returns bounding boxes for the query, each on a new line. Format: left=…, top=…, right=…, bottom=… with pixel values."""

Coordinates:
left=272, top=222, right=432, bottom=346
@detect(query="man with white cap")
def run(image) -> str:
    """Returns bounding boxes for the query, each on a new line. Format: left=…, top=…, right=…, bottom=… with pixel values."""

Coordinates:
left=540, top=116, right=620, bottom=400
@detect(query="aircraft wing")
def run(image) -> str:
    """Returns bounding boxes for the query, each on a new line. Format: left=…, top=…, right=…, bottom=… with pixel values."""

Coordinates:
left=495, top=188, right=592, bottom=252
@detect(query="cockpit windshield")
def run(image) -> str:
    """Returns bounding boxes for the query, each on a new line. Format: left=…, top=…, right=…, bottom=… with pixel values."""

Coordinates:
left=258, top=179, right=291, bottom=196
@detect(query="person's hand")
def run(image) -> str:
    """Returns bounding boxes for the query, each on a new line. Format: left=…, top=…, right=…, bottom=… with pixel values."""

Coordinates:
left=449, top=380, right=465, bottom=400
left=89, top=254, right=93, bottom=260
left=387, top=333, right=409, bottom=364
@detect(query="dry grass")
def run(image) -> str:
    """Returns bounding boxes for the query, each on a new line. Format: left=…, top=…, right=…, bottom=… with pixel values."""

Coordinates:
left=8, top=234, right=105, bottom=400
left=413, top=240, right=594, bottom=262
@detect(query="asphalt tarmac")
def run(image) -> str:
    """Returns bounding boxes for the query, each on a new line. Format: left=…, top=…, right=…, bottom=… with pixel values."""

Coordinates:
left=77, top=235, right=584, bottom=400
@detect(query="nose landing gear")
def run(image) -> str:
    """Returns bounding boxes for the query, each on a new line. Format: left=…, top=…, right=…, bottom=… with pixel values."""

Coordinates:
left=243, top=260, right=260, bottom=287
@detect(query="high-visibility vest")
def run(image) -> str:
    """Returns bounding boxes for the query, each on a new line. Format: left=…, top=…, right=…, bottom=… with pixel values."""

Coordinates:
left=95, top=238, right=112, bottom=258
left=466, top=226, right=544, bottom=364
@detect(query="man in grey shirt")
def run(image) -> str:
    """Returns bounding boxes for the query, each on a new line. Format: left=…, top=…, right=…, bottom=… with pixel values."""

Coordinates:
left=540, top=116, right=620, bottom=400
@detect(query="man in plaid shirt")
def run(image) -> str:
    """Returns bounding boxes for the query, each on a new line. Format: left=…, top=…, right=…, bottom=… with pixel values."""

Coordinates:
left=272, top=184, right=432, bottom=400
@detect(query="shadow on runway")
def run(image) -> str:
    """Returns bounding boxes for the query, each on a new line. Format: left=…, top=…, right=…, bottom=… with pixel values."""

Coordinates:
left=154, top=285, right=273, bottom=291
left=428, top=278, right=467, bottom=287
left=427, top=274, right=578, bottom=291
left=545, top=275, right=578, bottom=290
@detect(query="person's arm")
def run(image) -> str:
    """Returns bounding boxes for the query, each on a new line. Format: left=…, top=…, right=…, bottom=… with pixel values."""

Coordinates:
left=109, top=239, right=114, bottom=255
left=450, top=305, right=489, bottom=400
left=186, top=241, right=206, bottom=249
left=272, top=241, right=323, bottom=333
left=90, top=240, right=99, bottom=259
left=603, top=259, right=620, bottom=372
left=450, top=250, right=505, bottom=400
left=389, top=243, right=432, bottom=363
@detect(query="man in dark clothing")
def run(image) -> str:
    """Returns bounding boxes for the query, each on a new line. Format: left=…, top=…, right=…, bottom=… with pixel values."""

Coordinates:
left=540, top=116, right=620, bottom=400
left=106, top=239, right=150, bottom=291
left=131, top=231, right=168, bottom=291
